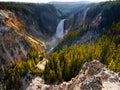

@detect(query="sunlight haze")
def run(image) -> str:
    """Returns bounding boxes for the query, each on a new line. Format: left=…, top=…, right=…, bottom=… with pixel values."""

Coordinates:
left=0, top=0, right=108, bottom=3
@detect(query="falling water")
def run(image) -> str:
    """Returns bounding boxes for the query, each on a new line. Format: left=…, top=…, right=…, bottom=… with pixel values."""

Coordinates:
left=55, top=19, right=66, bottom=39
left=83, top=8, right=90, bottom=23
left=47, top=19, right=66, bottom=53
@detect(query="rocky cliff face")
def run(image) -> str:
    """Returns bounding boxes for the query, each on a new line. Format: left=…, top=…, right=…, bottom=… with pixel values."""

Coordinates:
left=54, top=2, right=120, bottom=50
left=0, top=3, right=62, bottom=66
left=26, top=60, right=120, bottom=90
left=59, top=6, right=101, bottom=46
left=0, top=9, right=46, bottom=68
left=19, top=6, right=61, bottom=41
left=0, top=3, right=62, bottom=41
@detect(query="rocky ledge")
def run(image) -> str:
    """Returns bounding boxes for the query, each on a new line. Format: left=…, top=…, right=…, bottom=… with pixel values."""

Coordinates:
left=27, top=60, right=120, bottom=90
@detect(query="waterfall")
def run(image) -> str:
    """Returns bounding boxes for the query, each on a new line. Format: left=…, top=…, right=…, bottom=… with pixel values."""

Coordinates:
left=83, top=8, right=90, bottom=23
left=55, top=19, right=66, bottom=39
left=46, top=19, right=66, bottom=53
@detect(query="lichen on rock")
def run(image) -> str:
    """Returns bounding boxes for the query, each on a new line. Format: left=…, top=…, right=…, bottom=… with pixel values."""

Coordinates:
left=27, top=60, right=120, bottom=90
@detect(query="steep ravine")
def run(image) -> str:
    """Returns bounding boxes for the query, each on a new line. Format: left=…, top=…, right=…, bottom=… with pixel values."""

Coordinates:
left=0, top=2, right=120, bottom=90
left=46, top=19, right=68, bottom=53
left=0, top=2, right=63, bottom=66
left=0, top=9, right=47, bottom=81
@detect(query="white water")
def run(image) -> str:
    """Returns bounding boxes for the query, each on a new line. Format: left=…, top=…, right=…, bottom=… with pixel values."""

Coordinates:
left=47, top=19, right=66, bottom=53
left=83, top=8, right=90, bottom=23
left=55, top=19, right=66, bottom=39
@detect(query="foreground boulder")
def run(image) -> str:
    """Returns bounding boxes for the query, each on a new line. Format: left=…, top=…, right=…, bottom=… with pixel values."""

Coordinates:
left=26, top=60, right=120, bottom=90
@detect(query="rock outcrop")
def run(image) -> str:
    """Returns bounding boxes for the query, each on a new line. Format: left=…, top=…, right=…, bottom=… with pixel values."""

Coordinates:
left=27, top=60, right=120, bottom=90
left=0, top=3, right=62, bottom=41
left=0, top=9, right=46, bottom=73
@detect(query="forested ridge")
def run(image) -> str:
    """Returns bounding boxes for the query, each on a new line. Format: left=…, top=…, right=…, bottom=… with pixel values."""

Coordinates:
left=0, top=1, right=120, bottom=89
left=44, top=2, right=120, bottom=84
left=2, top=50, right=43, bottom=89
left=44, top=21, right=120, bottom=84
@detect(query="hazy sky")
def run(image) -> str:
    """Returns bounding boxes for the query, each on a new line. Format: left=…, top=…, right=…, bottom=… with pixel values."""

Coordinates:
left=0, top=0, right=108, bottom=3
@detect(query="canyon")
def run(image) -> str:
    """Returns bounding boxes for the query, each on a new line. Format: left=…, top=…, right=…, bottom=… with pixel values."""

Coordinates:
left=0, top=1, right=120, bottom=90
